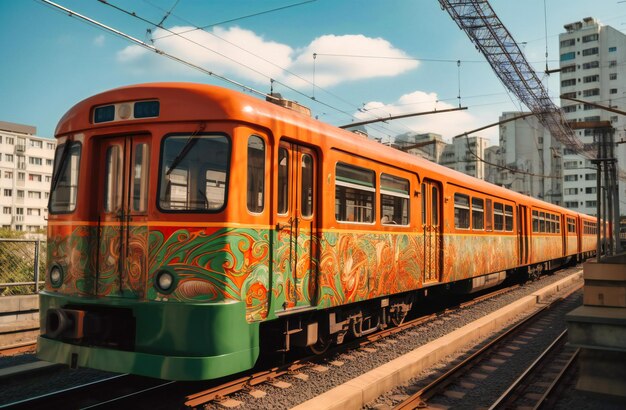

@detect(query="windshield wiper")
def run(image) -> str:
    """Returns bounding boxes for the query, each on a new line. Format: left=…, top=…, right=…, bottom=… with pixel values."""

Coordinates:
left=166, top=123, right=206, bottom=176
left=50, top=140, right=72, bottom=192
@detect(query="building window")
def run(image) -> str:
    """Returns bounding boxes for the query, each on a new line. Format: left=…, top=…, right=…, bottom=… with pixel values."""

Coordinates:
left=28, top=174, right=42, bottom=182
left=586, top=187, right=596, bottom=194
left=46, top=142, right=55, bottom=150
left=15, top=207, right=23, bottom=215
left=28, top=191, right=42, bottom=199
left=610, top=88, right=618, bottom=94
left=565, top=201, right=579, bottom=209
left=609, top=60, right=617, bottom=67
left=4, top=171, right=12, bottom=179
left=585, top=116, right=601, bottom=122
left=564, top=175, right=578, bottom=182
left=586, top=200, right=597, bottom=207
left=582, top=47, right=599, bottom=56
left=6, top=137, right=14, bottom=145
left=582, top=61, right=599, bottom=69
left=3, top=189, right=11, bottom=197
left=46, top=159, right=53, bottom=166
left=561, top=65, right=576, bottom=73
left=564, top=188, right=577, bottom=195
left=2, top=207, right=10, bottom=214
left=583, top=88, right=600, bottom=97
left=5, top=154, right=13, bottom=163
left=560, top=38, right=576, bottom=47
left=612, top=116, right=619, bottom=123
left=28, top=157, right=42, bottom=165
left=610, top=73, right=617, bottom=80
left=16, top=190, right=23, bottom=198
left=609, top=46, right=617, bottom=52
left=561, top=79, right=576, bottom=87
left=560, top=52, right=575, bottom=61
left=562, top=105, right=576, bottom=113
left=561, top=92, right=576, bottom=99
left=582, top=34, right=599, bottom=43
left=30, top=140, right=43, bottom=148
left=585, top=173, right=596, bottom=180
left=583, top=75, right=599, bottom=83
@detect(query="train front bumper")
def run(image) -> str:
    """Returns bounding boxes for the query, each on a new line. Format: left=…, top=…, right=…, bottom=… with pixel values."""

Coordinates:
left=36, top=291, right=260, bottom=381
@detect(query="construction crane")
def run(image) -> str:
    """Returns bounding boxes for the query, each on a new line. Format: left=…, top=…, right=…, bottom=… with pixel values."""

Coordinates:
left=438, top=0, right=585, bottom=154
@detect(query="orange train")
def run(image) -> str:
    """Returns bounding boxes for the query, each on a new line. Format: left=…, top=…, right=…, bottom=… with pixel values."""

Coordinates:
left=37, top=83, right=596, bottom=380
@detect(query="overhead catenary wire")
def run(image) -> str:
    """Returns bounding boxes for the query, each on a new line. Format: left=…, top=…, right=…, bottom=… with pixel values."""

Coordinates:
left=39, top=0, right=277, bottom=102
left=97, top=0, right=416, bottom=137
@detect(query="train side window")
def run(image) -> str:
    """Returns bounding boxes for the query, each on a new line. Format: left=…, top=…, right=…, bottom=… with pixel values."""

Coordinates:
left=159, top=133, right=230, bottom=212
left=335, top=162, right=375, bottom=223
left=532, top=210, right=539, bottom=232
left=454, top=193, right=470, bottom=229
left=494, top=202, right=504, bottom=231
left=431, top=186, right=439, bottom=226
left=421, top=183, right=426, bottom=225
left=472, top=198, right=484, bottom=230
left=505, top=204, right=513, bottom=232
left=247, top=135, right=265, bottom=213
left=485, top=199, right=493, bottom=231
left=380, top=173, right=409, bottom=225
left=132, top=143, right=149, bottom=213
left=556, top=216, right=561, bottom=233
left=301, top=153, right=314, bottom=218
left=539, top=212, right=546, bottom=232
left=278, top=148, right=289, bottom=214
left=104, top=145, right=122, bottom=213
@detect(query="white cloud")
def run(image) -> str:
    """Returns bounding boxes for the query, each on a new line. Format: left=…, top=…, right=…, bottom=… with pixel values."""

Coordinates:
left=93, top=35, right=105, bottom=47
left=355, top=90, right=497, bottom=143
left=116, top=26, right=417, bottom=88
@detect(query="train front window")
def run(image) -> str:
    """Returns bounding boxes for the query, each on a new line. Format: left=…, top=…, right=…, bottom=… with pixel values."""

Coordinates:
left=49, top=141, right=82, bottom=213
left=159, top=133, right=230, bottom=212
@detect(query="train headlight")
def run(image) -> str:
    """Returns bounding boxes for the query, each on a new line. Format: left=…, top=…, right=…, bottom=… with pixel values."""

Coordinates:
left=49, top=266, right=63, bottom=288
left=155, top=270, right=176, bottom=294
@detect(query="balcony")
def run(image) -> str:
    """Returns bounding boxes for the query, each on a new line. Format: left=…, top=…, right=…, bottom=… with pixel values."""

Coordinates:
left=15, top=145, right=26, bottom=154
left=12, top=215, right=24, bottom=223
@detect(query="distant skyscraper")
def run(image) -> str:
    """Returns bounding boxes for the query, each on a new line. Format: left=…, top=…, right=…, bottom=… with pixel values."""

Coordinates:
left=559, top=17, right=626, bottom=216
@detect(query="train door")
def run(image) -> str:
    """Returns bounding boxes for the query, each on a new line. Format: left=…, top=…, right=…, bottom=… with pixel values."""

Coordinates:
left=97, top=136, right=150, bottom=298
left=274, top=142, right=317, bottom=311
left=518, top=205, right=529, bottom=265
left=421, top=179, right=442, bottom=283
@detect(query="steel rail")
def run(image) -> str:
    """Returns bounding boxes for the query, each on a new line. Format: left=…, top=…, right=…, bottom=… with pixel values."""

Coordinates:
left=488, top=329, right=579, bottom=410
left=393, top=282, right=583, bottom=410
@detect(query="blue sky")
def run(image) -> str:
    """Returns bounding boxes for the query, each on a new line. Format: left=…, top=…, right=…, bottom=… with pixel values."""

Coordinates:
left=1, top=0, right=625, bottom=144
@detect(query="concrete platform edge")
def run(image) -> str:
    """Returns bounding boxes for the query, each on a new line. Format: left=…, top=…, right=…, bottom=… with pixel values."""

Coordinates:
left=291, top=270, right=583, bottom=410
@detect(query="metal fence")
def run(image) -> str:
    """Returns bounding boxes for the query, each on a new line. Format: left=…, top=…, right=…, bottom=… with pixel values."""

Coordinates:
left=0, top=239, right=46, bottom=296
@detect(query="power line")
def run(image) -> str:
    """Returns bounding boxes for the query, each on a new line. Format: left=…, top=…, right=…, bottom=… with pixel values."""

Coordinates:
left=40, top=0, right=276, bottom=100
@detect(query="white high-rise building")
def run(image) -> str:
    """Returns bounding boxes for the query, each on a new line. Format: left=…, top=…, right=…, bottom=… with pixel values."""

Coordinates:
left=498, top=113, right=562, bottom=204
left=559, top=17, right=626, bottom=216
left=0, top=121, right=56, bottom=232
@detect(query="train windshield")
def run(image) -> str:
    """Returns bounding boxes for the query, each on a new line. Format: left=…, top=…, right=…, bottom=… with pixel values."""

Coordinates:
left=159, top=133, right=230, bottom=211
left=49, top=141, right=82, bottom=213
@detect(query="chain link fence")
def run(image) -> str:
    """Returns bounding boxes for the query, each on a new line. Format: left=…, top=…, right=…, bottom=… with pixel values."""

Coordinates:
left=0, top=239, right=46, bottom=296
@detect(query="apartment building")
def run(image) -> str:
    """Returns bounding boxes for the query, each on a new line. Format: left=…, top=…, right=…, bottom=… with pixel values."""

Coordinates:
left=0, top=121, right=56, bottom=232
left=559, top=17, right=626, bottom=216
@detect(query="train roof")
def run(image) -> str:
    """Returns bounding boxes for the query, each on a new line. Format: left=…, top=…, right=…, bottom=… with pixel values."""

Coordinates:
left=56, top=82, right=588, bottom=218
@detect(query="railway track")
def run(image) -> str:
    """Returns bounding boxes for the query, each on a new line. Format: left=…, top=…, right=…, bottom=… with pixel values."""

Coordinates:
left=392, top=284, right=582, bottom=410
left=0, top=269, right=582, bottom=409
